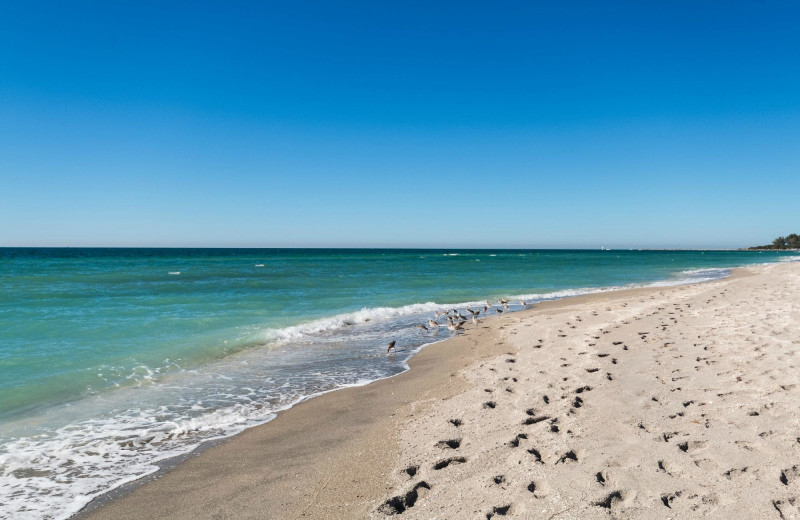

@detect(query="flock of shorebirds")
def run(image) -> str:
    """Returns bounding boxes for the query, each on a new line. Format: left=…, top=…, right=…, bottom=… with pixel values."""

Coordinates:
left=386, top=298, right=530, bottom=353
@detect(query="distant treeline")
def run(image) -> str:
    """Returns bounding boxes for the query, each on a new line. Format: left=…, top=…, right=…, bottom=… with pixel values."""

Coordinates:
left=748, top=234, right=800, bottom=250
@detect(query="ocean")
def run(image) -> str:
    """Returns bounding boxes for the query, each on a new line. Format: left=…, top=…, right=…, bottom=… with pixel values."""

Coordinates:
left=1, top=248, right=797, bottom=518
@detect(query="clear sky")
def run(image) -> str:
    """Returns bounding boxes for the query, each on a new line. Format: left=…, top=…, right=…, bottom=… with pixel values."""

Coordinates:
left=1, top=1, right=798, bottom=249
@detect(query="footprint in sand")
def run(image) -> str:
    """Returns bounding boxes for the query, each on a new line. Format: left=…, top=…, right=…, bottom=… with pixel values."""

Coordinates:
left=773, top=497, right=800, bottom=519
left=435, top=439, right=461, bottom=450
left=508, top=433, right=527, bottom=447
left=780, top=466, right=800, bottom=486
left=556, top=449, right=580, bottom=464
left=433, top=457, right=466, bottom=470
left=377, top=481, right=431, bottom=515
left=485, top=505, right=511, bottom=518
left=527, top=447, right=544, bottom=463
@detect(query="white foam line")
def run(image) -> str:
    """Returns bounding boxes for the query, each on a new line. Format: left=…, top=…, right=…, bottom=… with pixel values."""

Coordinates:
left=64, top=344, right=437, bottom=519
left=242, top=264, right=750, bottom=349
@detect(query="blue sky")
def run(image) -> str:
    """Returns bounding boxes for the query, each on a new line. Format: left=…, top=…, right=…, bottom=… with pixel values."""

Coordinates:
left=1, top=1, right=798, bottom=248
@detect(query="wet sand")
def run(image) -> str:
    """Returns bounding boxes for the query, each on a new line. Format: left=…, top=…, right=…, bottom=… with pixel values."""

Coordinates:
left=80, top=261, right=800, bottom=519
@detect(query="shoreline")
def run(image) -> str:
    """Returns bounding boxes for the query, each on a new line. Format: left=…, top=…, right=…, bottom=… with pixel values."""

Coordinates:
left=74, top=265, right=763, bottom=519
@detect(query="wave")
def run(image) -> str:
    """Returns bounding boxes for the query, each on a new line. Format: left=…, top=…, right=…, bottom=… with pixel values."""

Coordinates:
left=506, top=268, right=731, bottom=305
left=239, top=267, right=734, bottom=348
left=251, top=302, right=445, bottom=343
left=663, top=267, right=731, bottom=284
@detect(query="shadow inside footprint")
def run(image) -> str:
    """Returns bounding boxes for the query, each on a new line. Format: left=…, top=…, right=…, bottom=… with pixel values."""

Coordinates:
left=508, top=433, right=527, bottom=448
left=377, top=481, right=431, bottom=515
left=780, top=466, right=799, bottom=485
left=436, top=439, right=461, bottom=450
left=661, top=491, right=681, bottom=508
left=527, top=447, right=544, bottom=463
left=433, top=457, right=466, bottom=470
left=557, top=450, right=578, bottom=464
left=594, top=491, right=623, bottom=509
left=523, top=415, right=549, bottom=425
left=486, top=505, right=511, bottom=518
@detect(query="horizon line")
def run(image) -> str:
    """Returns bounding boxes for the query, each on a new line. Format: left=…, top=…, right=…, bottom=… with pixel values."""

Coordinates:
left=0, top=245, right=775, bottom=251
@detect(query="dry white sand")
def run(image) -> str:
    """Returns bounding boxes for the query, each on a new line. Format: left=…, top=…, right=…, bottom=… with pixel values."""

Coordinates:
left=375, top=262, right=800, bottom=519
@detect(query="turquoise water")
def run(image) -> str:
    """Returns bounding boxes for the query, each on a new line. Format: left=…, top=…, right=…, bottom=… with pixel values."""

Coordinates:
left=0, top=248, right=797, bottom=518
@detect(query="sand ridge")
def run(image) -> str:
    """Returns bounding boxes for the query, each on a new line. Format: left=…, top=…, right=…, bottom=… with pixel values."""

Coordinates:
left=376, top=262, right=800, bottom=519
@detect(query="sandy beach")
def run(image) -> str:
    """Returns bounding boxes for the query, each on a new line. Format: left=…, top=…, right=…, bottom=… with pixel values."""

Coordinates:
left=79, top=261, right=800, bottom=520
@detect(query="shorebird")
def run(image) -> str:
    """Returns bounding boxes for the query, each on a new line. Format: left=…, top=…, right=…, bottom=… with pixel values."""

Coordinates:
left=387, top=340, right=396, bottom=352
left=503, top=303, right=509, bottom=310
left=428, top=319, right=440, bottom=328
left=466, top=307, right=479, bottom=316
left=472, top=315, right=481, bottom=325
left=414, top=324, right=428, bottom=331
left=499, top=298, right=509, bottom=304
left=447, top=322, right=464, bottom=333
left=496, top=308, right=504, bottom=314
left=483, top=305, right=489, bottom=312
left=520, top=300, right=527, bottom=306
